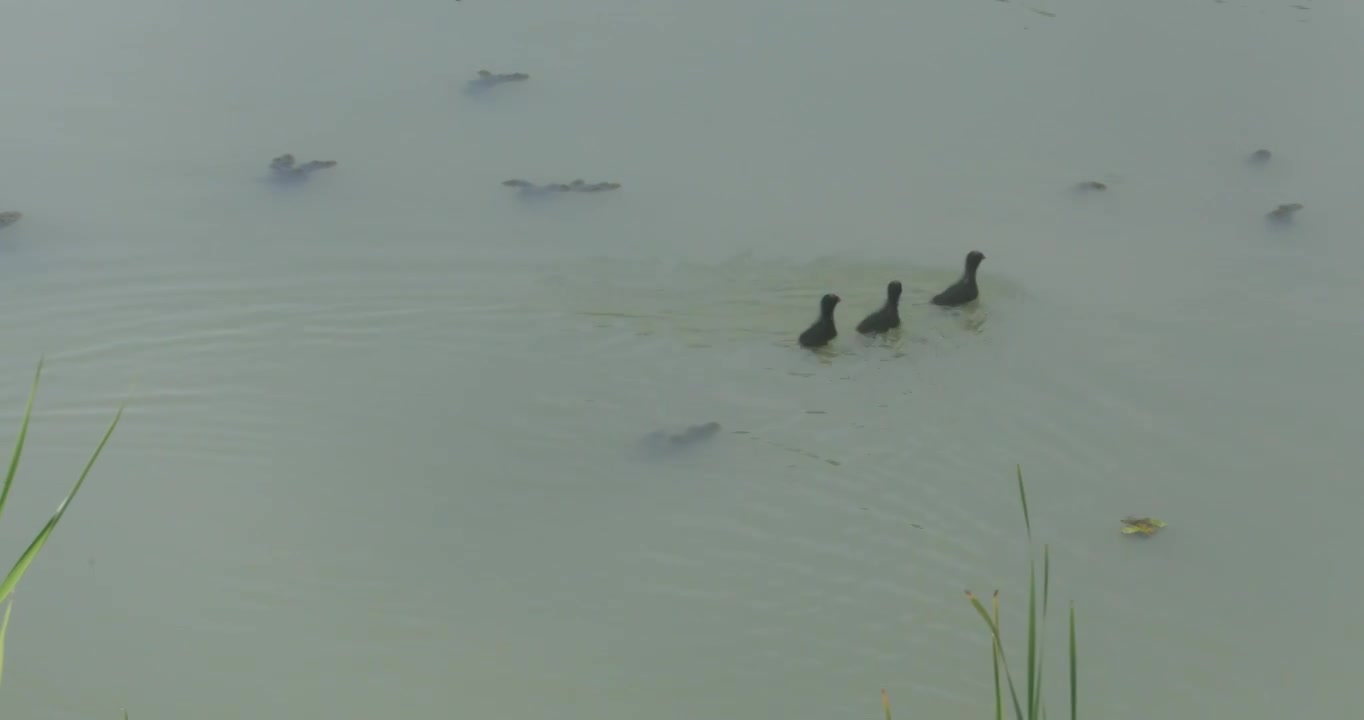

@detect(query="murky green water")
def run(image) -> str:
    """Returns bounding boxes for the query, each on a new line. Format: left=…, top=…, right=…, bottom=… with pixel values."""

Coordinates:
left=1, top=0, right=1361, bottom=718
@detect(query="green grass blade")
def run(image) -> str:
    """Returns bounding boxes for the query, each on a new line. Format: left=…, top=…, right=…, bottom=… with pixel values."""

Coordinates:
left=0, top=400, right=124, bottom=604
left=1015, top=465, right=1051, bottom=720
left=1069, top=603, right=1077, bottom=720
left=0, top=359, right=43, bottom=527
left=0, top=598, right=12, bottom=687
left=972, top=467, right=1077, bottom=720
left=994, top=628, right=1026, bottom=720
left=1032, top=644, right=1046, bottom=720
left=1042, top=545, right=1051, bottom=622
left=1026, top=558, right=1036, bottom=720
left=992, top=592, right=1003, bottom=720
left=1032, top=544, right=1051, bottom=719
left=881, top=688, right=891, bottom=720
left=967, top=591, right=1026, bottom=720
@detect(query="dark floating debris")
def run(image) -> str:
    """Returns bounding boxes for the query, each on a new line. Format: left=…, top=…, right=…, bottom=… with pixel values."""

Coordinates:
left=662, top=421, right=721, bottom=446
left=640, top=421, right=723, bottom=455
left=1074, top=180, right=1107, bottom=192
left=1249, top=148, right=1272, bottom=164
left=269, top=154, right=337, bottom=182
left=468, top=69, right=530, bottom=92
left=501, top=179, right=622, bottom=195
left=1266, top=203, right=1303, bottom=221
left=0, top=211, right=21, bottom=230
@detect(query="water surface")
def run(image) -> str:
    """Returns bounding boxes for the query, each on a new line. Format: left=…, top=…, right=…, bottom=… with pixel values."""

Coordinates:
left=1, top=0, right=1361, bottom=718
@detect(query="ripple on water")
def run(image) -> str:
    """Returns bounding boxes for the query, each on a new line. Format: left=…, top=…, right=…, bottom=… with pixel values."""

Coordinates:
left=512, top=251, right=1283, bottom=716
left=529, top=256, right=1021, bottom=657
left=8, top=210, right=1351, bottom=720
left=538, top=254, right=1012, bottom=352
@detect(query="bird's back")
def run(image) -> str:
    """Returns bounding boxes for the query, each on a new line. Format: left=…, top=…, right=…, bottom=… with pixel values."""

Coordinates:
left=931, top=280, right=977, bottom=307
left=800, top=319, right=836, bottom=347
left=856, top=307, right=899, bottom=334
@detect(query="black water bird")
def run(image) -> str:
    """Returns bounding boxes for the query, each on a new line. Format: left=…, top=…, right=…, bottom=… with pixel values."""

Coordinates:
left=856, top=281, right=902, bottom=335
left=931, top=251, right=986, bottom=307
left=798, top=294, right=841, bottom=348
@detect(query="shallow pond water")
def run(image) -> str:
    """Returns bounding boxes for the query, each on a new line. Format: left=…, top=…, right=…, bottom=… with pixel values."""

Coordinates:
left=0, top=0, right=1360, bottom=718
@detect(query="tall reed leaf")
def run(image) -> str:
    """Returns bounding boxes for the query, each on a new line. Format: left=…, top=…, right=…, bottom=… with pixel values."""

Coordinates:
left=966, top=591, right=1026, bottom=720
left=964, top=466, right=1077, bottom=720
left=0, top=360, right=127, bottom=687
left=1031, top=544, right=1051, bottom=720
left=0, top=396, right=124, bottom=604
left=0, top=360, right=43, bottom=527
left=1026, top=556, right=1036, bottom=719
left=0, top=599, right=11, bottom=686
left=992, top=592, right=1003, bottom=720
left=892, top=465, right=1083, bottom=720
left=1069, top=603, right=1077, bottom=720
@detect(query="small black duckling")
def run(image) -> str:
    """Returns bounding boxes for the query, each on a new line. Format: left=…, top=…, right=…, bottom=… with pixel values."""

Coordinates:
left=931, top=251, right=986, bottom=307
left=856, top=281, right=902, bottom=335
left=798, top=293, right=841, bottom=348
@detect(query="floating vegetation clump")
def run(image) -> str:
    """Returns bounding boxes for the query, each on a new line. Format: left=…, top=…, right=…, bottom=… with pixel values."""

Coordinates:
left=1120, top=516, right=1166, bottom=537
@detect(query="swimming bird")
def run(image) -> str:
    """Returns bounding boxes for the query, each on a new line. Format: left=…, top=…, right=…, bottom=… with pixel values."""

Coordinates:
left=798, top=294, right=841, bottom=348
left=856, top=281, right=902, bottom=335
left=931, top=251, right=986, bottom=307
